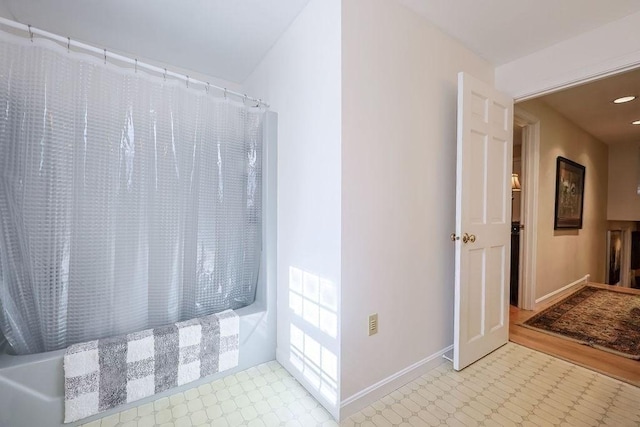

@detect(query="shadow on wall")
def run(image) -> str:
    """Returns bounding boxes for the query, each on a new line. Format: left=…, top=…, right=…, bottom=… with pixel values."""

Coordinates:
left=288, top=267, right=338, bottom=406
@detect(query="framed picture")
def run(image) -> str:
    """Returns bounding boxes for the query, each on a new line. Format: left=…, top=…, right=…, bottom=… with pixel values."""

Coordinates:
left=554, top=156, right=585, bottom=229
left=606, top=230, right=623, bottom=285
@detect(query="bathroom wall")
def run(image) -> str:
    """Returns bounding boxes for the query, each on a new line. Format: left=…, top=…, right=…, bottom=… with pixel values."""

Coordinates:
left=245, top=0, right=496, bottom=417
left=340, top=0, right=494, bottom=415
left=0, top=3, right=11, bottom=17
left=243, top=0, right=342, bottom=418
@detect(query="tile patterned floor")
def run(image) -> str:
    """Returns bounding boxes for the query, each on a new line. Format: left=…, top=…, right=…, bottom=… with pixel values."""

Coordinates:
left=85, top=343, right=640, bottom=427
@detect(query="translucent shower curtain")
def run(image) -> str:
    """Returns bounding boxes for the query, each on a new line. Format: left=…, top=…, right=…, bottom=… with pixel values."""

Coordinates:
left=0, top=32, right=263, bottom=355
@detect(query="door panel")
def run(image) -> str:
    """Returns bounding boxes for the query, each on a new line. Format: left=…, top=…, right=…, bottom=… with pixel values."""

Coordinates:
left=487, top=245, right=505, bottom=332
left=468, top=131, right=487, bottom=224
left=487, top=137, right=508, bottom=223
left=454, top=72, right=513, bottom=371
left=466, top=248, right=485, bottom=342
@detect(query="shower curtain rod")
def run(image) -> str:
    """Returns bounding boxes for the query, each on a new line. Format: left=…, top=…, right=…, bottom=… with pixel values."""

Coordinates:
left=0, top=16, right=269, bottom=108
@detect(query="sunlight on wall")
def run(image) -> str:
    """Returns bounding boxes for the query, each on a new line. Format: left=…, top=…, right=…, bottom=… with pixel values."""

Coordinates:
left=289, top=267, right=338, bottom=405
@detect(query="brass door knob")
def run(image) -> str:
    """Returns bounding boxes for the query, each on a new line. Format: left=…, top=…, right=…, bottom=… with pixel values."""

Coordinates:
left=450, top=233, right=459, bottom=241
left=462, top=233, right=476, bottom=244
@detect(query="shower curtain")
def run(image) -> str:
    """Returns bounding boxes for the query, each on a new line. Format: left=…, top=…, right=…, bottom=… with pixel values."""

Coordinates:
left=0, top=32, right=263, bottom=355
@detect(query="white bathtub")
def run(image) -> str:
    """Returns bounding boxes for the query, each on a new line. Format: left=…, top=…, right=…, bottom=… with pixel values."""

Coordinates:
left=0, top=113, right=277, bottom=427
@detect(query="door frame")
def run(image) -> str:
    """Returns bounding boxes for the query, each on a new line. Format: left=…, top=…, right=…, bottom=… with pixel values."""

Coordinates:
left=513, top=108, right=539, bottom=310
left=511, top=60, right=640, bottom=310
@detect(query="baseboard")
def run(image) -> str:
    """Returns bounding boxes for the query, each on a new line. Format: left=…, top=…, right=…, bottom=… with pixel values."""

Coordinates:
left=535, top=274, right=590, bottom=304
left=339, top=345, right=452, bottom=420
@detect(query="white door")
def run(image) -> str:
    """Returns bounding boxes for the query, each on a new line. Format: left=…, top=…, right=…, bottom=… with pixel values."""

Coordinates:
left=453, top=72, right=513, bottom=371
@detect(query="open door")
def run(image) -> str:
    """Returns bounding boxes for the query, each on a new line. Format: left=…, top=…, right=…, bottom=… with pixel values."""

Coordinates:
left=453, top=72, right=513, bottom=370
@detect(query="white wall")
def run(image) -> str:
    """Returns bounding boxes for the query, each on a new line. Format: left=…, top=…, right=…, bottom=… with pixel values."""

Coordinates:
left=341, top=0, right=493, bottom=414
left=243, top=0, right=342, bottom=419
left=495, top=11, right=640, bottom=100
left=0, top=3, right=13, bottom=19
left=0, top=7, right=241, bottom=93
left=608, top=142, right=640, bottom=220
left=517, top=99, right=608, bottom=299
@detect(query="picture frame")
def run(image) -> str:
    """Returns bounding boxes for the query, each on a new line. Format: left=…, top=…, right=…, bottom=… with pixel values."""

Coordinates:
left=554, top=156, right=585, bottom=229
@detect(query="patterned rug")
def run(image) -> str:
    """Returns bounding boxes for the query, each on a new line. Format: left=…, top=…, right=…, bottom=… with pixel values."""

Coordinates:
left=522, top=286, right=640, bottom=360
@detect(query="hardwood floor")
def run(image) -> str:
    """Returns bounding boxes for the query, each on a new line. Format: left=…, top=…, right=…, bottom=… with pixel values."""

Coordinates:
left=509, top=283, right=640, bottom=388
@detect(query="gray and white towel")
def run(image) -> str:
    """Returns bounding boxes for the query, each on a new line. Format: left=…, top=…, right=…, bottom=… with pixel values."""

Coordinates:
left=63, top=310, right=239, bottom=423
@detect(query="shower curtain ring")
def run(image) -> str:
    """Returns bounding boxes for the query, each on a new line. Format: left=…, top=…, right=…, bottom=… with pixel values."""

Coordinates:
left=224, top=88, right=228, bottom=99
left=206, top=82, right=210, bottom=94
left=28, top=25, right=33, bottom=42
left=67, top=37, right=71, bottom=52
left=164, top=68, right=167, bottom=81
left=186, top=75, right=189, bottom=88
left=134, top=59, right=138, bottom=73
left=103, top=49, right=107, bottom=65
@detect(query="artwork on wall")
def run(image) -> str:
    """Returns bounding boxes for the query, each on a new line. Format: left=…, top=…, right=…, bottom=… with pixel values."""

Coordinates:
left=554, top=156, right=585, bottom=229
left=606, top=230, right=623, bottom=286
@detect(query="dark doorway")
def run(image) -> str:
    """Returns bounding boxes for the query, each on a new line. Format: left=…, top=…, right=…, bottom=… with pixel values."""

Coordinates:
left=510, top=222, right=520, bottom=305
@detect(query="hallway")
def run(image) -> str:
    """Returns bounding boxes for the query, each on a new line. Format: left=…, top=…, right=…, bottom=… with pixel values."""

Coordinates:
left=510, top=283, right=640, bottom=388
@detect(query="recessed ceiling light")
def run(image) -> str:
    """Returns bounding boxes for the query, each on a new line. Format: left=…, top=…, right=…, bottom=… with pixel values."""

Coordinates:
left=633, top=120, right=640, bottom=125
left=613, top=96, right=636, bottom=104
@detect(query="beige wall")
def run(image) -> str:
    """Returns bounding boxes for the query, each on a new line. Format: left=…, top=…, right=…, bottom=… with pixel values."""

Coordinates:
left=518, top=99, right=608, bottom=299
left=608, top=142, right=640, bottom=220
left=341, top=0, right=494, bottom=403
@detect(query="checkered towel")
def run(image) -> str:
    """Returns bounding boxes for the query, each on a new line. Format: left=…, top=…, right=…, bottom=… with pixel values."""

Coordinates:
left=63, top=310, right=239, bottom=423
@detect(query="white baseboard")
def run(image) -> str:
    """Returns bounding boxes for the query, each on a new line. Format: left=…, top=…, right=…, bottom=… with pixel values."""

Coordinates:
left=339, top=345, right=452, bottom=420
left=535, top=274, right=590, bottom=304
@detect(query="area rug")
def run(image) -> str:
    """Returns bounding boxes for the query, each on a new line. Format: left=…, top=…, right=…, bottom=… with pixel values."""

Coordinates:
left=522, top=286, right=640, bottom=360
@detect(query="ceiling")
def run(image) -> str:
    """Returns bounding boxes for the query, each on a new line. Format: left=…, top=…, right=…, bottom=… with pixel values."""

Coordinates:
left=1, top=0, right=640, bottom=147
left=0, top=0, right=311, bottom=83
left=397, top=0, right=640, bottom=66
left=3, top=1, right=640, bottom=84
left=540, top=69, right=640, bottom=145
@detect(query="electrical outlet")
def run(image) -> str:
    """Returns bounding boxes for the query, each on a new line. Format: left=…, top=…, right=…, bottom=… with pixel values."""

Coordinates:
left=368, top=313, right=378, bottom=336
